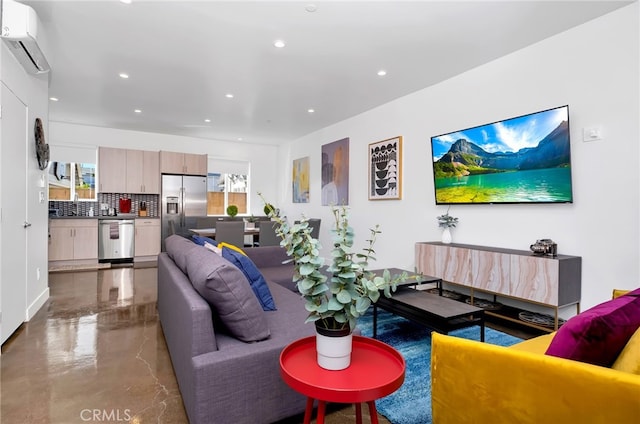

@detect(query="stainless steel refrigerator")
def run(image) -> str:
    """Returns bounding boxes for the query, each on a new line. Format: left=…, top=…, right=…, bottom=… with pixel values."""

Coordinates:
left=161, top=174, right=207, bottom=251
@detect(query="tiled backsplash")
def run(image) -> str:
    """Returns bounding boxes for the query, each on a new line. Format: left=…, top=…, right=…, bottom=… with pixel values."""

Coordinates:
left=49, top=193, right=159, bottom=217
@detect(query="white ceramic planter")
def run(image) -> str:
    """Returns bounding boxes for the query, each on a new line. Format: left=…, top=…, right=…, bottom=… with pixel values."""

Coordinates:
left=315, top=331, right=353, bottom=370
left=441, top=227, right=452, bottom=244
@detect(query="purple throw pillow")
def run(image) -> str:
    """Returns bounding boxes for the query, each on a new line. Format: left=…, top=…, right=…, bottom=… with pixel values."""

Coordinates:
left=545, top=288, right=640, bottom=367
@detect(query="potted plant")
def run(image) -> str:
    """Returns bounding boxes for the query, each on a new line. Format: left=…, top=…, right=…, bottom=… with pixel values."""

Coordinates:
left=437, top=209, right=458, bottom=244
left=226, top=204, right=238, bottom=219
left=245, top=214, right=257, bottom=229
left=260, top=194, right=419, bottom=369
left=263, top=203, right=279, bottom=218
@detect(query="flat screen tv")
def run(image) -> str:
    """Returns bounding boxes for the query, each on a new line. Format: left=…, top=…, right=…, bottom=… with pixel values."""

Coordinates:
left=430, top=105, right=573, bottom=205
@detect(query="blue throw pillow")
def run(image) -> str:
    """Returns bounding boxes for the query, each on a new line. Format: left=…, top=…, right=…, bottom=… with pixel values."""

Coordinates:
left=192, top=235, right=217, bottom=246
left=221, top=247, right=277, bottom=311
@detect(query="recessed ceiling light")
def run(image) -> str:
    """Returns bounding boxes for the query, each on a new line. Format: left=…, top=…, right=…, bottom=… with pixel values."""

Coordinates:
left=273, top=40, right=286, bottom=48
left=134, top=109, right=142, bottom=113
left=377, top=70, right=387, bottom=77
left=307, top=109, right=315, bottom=113
left=305, top=4, right=317, bottom=13
left=120, top=0, right=132, bottom=4
left=237, top=137, right=243, bottom=141
left=204, top=119, right=211, bottom=123
left=225, top=93, right=234, bottom=99
left=49, top=97, right=59, bottom=102
left=119, top=73, right=129, bottom=79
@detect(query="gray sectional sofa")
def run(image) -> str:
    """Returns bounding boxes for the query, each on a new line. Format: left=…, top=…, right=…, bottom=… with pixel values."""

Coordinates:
left=158, top=235, right=315, bottom=424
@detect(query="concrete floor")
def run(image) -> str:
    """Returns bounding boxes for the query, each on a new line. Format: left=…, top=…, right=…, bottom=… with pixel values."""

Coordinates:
left=0, top=265, right=388, bottom=424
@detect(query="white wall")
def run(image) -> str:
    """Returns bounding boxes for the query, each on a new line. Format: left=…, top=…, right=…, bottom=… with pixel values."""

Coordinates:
left=49, top=123, right=281, bottom=215
left=277, top=4, right=639, bottom=312
left=0, top=42, right=51, bottom=325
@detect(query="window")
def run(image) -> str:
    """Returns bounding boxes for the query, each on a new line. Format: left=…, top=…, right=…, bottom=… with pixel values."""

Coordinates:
left=47, top=145, right=97, bottom=201
left=207, top=159, right=249, bottom=215
left=48, top=162, right=96, bottom=201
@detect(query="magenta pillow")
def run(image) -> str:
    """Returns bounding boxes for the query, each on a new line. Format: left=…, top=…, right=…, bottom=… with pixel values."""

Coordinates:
left=545, top=288, right=640, bottom=367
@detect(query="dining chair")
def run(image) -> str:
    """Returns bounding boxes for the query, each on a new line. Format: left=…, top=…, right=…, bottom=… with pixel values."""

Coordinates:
left=258, top=220, right=281, bottom=247
left=308, top=218, right=321, bottom=239
left=214, top=221, right=245, bottom=247
left=196, top=216, right=217, bottom=229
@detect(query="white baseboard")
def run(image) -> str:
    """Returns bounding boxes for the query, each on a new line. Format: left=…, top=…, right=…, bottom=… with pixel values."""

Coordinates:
left=26, top=287, right=50, bottom=320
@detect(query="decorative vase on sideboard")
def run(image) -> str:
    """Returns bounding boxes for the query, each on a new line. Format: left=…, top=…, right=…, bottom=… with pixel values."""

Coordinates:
left=441, top=227, right=452, bottom=244
left=315, top=323, right=353, bottom=370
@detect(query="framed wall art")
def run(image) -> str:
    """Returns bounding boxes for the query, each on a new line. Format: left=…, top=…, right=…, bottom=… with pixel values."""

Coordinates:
left=368, top=136, right=402, bottom=200
left=292, top=156, right=310, bottom=203
left=321, top=137, right=349, bottom=206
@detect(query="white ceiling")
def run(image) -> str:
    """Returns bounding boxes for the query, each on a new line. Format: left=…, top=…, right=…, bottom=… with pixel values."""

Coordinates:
left=23, top=0, right=632, bottom=145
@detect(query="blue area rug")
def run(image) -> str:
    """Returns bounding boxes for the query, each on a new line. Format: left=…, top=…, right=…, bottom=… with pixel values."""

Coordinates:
left=357, top=309, right=522, bottom=424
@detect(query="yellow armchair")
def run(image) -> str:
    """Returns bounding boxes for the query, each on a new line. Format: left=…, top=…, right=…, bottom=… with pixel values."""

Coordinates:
left=431, top=332, right=640, bottom=423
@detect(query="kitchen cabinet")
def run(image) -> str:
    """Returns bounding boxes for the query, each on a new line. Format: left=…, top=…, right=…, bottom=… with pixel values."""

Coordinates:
left=98, top=147, right=127, bottom=193
left=135, top=219, right=161, bottom=259
left=99, top=147, right=160, bottom=194
left=49, top=219, right=98, bottom=261
left=126, top=150, right=160, bottom=194
left=160, top=151, right=207, bottom=175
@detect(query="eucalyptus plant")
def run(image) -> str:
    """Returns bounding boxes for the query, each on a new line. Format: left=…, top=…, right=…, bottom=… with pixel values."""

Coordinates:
left=259, top=194, right=419, bottom=332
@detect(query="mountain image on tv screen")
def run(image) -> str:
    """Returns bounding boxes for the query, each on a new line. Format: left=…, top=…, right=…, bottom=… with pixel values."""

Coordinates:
left=430, top=105, right=573, bottom=204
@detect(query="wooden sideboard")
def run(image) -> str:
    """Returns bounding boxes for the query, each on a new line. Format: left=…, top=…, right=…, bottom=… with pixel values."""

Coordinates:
left=415, top=242, right=582, bottom=331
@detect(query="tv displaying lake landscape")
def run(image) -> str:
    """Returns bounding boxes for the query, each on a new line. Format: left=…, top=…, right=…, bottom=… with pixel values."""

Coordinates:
left=430, top=105, right=573, bottom=204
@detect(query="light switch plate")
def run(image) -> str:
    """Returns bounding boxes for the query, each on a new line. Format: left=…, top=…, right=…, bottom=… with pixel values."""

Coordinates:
left=583, top=126, right=603, bottom=142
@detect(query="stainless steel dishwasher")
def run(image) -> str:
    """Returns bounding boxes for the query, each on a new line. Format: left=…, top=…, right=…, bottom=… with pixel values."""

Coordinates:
left=98, top=219, right=135, bottom=263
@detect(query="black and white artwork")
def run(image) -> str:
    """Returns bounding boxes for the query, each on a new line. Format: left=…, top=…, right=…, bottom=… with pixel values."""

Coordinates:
left=369, top=136, right=402, bottom=200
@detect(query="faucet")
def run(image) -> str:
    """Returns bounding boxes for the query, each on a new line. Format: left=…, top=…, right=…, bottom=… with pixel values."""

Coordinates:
left=70, top=193, right=79, bottom=216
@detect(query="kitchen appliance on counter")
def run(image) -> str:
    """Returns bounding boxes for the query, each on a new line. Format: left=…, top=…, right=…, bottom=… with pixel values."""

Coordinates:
left=119, top=198, right=132, bottom=214
left=161, top=174, right=207, bottom=251
left=98, top=219, right=135, bottom=263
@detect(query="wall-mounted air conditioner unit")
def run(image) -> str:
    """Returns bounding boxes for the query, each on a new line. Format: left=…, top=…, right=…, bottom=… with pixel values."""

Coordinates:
left=1, top=0, right=50, bottom=74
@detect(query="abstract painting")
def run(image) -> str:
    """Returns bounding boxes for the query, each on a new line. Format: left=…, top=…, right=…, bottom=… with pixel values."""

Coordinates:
left=292, top=156, right=310, bottom=203
left=369, top=136, right=402, bottom=200
left=321, top=137, right=349, bottom=205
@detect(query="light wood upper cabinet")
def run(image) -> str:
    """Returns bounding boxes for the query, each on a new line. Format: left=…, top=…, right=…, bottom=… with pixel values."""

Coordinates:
left=184, top=153, right=207, bottom=175
left=142, top=150, right=160, bottom=193
left=126, top=149, right=144, bottom=193
left=98, top=147, right=127, bottom=193
left=49, top=219, right=98, bottom=261
left=160, top=151, right=207, bottom=175
left=99, top=147, right=159, bottom=194
left=126, top=150, right=160, bottom=194
left=159, top=151, right=184, bottom=174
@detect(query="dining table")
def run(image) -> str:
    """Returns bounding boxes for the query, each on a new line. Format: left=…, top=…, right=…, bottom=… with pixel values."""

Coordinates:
left=189, top=227, right=261, bottom=245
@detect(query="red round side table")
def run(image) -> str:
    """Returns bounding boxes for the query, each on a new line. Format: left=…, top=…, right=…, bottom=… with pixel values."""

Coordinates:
left=280, top=335, right=405, bottom=424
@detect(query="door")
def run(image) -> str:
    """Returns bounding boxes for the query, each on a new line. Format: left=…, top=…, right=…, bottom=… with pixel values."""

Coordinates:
left=135, top=219, right=161, bottom=257
left=142, top=150, right=160, bottom=193
left=159, top=151, right=184, bottom=174
left=1, top=83, right=28, bottom=344
left=161, top=175, right=183, bottom=249
left=126, top=149, right=144, bottom=193
left=48, top=221, right=75, bottom=261
left=99, top=147, right=127, bottom=193
left=182, top=176, right=207, bottom=218
left=73, top=221, right=98, bottom=260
